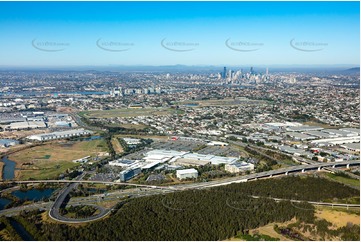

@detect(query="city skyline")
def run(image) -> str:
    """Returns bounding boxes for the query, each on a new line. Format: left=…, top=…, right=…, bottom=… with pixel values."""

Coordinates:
left=0, top=1, right=359, bottom=67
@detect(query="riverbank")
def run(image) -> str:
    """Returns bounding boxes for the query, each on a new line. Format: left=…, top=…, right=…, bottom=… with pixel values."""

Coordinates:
left=0, top=162, right=3, bottom=180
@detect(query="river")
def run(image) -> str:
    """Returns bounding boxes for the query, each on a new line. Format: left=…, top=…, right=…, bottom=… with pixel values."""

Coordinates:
left=0, top=156, right=16, bottom=180
left=0, top=198, right=11, bottom=210
left=12, top=188, right=55, bottom=201
left=8, top=217, right=34, bottom=241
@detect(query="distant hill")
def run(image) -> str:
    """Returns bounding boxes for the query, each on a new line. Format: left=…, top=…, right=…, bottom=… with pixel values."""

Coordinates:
left=343, top=67, right=360, bottom=74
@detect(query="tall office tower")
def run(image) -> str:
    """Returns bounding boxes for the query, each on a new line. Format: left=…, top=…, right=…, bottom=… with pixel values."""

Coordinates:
left=223, top=67, right=227, bottom=79
left=250, top=67, right=254, bottom=74
left=266, top=67, right=269, bottom=75
left=228, top=69, right=232, bottom=79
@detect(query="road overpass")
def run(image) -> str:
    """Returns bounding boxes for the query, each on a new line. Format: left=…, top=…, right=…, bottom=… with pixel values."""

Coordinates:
left=1, top=187, right=359, bottom=219
left=47, top=172, right=115, bottom=223
left=1, top=160, right=359, bottom=223
left=183, top=160, right=360, bottom=189
left=3, top=160, right=359, bottom=190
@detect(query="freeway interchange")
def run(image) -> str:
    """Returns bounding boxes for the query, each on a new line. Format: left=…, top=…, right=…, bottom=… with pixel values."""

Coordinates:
left=0, top=159, right=359, bottom=223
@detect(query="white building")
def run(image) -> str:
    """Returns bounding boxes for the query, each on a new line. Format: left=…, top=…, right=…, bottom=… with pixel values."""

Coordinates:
left=122, top=138, right=141, bottom=145
left=0, top=139, right=19, bottom=148
left=7, top=121, right=46, bottom=130
left=143, top=149, right=188, bottom=163
left=109, top=159, right=139, bottom=168
left=207, top=141, right=228, bottom=146
left=225, top=162, right=254, bottom=173
left=27, top=129, right=92, bottom=141
left=311, top=136, right=360, bottom=146
left=340, top=142, right=360, bottom=152
left=73, top=156, right=91, bottom=163
left=176, top=168, right=198, bottom=180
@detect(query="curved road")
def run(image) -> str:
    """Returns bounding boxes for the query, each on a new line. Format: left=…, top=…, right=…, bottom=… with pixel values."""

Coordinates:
left=48, top=173, right=111, bottom=223
left=1, top=160, right=359, bottom=223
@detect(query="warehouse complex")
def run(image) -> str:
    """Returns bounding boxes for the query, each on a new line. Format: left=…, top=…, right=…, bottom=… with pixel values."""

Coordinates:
left=109, top=149, right=253, bottom=181
left=27, top=128, right=93, bottom=141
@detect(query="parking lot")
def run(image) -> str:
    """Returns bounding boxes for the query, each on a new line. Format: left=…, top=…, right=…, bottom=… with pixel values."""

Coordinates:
left=150, top=140, right=205, bottom=152
left=89, top=173, right=118, bottom=182
left=197, top=146, right=241, bottom=157
left=122, top=149, right=150, bottom=160
left=121, top=140, right=243, bottom=161
left=89, top=165, right=121, bottom=181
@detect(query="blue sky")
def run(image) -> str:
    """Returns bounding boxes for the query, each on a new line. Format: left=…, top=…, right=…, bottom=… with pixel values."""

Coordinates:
left=0, top=1, right=359, bottom=67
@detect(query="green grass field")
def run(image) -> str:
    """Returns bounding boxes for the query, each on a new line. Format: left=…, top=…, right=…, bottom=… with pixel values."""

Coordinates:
left=324, top=173, right=360, bottom=188
left=9, top=139, right=108, bottom=180
left=79, top=107, right=178, bottom=118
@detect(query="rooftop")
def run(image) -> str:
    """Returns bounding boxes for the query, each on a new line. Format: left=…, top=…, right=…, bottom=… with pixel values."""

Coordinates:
left=176, top=168, right=198, bottom=175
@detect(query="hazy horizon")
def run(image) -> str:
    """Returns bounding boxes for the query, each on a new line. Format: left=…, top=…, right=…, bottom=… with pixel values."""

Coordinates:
left=0, top=1, right=359, bottom=67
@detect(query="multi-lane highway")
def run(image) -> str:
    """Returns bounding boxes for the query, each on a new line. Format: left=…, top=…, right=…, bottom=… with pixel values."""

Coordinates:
left=1, top=159, right=359, bottom=223
left=1, top=186, right=359, bottom=219
left=8, top=160, right=360, bottom=189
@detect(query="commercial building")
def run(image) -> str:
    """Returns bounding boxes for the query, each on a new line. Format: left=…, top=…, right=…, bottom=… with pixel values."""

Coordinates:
left=340, top=143, right=360, bottom=152
left=0, top=117, right=26, bottom=124
left=72, top=156, right=91, bottom=163
left=283, top=132, right=315, bottom=141
left=278, top=145, right=306, bottom=156
left=7, top=121, right=46, bottom=130
left=225, top=162, right=254, bottom=173
left=119, top=168, right=141, bottom=182
left=207, top=141, right=228, bottom=146
left=176, top=168, right=198, bottom=180
left=0, top=139, right=19, bottom=148
left=141, top=161, right=161, bottom=170
left=323, top=129, right=357, bottom=137
left=109, top=159, right=139, bottom=168
left=304, top=130, right=335, bottom=139
left=143, top=149, right=188, bottom=163
left=209, top=156, right=239, bottom=165
left=285, top=125, right=323, bottom=132
left=340, top=128, right=360, bottom=136
left=310, top=136, right=360, bottom=146
left=122, top=138, right=141, bottom=145
left=174, top=158, right=210, bottom=167
left=27, top=128, right=93, bottom=141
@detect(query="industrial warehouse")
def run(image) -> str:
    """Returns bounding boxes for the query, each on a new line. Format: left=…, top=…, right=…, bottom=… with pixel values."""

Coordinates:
left=26, top=128, right=93, bottom=141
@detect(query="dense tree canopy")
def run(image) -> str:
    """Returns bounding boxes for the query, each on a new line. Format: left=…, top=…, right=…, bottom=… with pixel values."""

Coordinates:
left=2, top=176, right=359, bottom=241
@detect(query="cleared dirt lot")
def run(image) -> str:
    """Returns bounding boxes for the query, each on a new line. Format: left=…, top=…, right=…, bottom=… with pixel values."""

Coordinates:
left=111, top=137, right=123, bottom=154
left=0, top=129, right=48, bottom=140
left=315, top=207, right=360, bottom=228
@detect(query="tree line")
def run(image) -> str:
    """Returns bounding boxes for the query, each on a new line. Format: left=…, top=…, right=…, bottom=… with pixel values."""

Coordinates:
left=2, top=176, right=359, bottom=241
